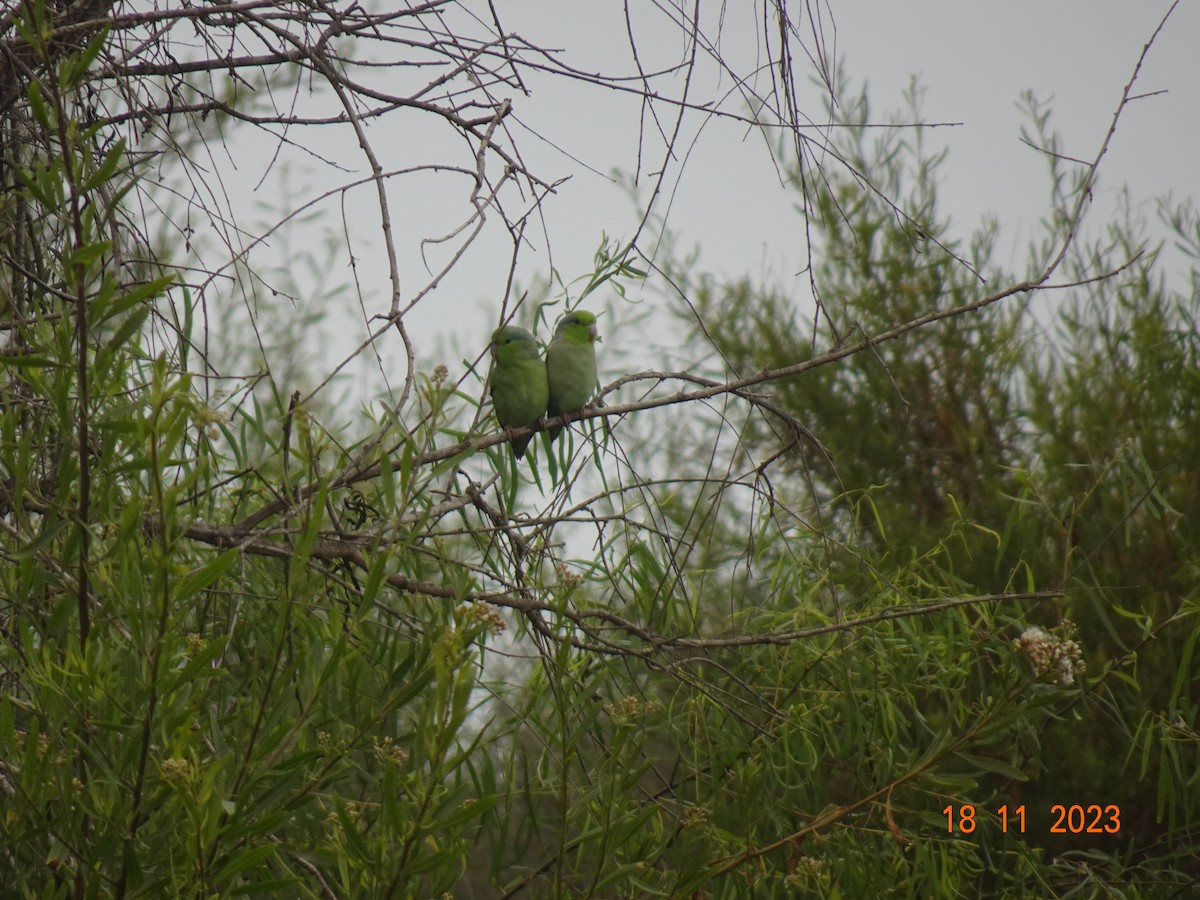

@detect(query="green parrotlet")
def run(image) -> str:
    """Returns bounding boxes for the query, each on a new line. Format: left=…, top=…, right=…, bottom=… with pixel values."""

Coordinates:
left=489, top=325, right=549, bottom=459
left=545, top=310, right=600, bottom=441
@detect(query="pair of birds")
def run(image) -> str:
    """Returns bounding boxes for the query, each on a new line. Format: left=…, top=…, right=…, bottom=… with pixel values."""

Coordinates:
left=489, top=310, right=600, bottom=458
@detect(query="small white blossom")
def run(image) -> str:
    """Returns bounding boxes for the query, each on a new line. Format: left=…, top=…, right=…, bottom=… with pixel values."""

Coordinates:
left=1015, top=624, right=1085, bottom=685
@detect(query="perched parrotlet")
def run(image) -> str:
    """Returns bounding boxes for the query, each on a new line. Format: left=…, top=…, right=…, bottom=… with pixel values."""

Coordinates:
left=489, top=325, right=549, bottom=459
left=545, top=310, right=600, bottom=442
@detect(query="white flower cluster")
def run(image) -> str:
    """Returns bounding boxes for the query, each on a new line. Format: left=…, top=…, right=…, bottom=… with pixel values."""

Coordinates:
left=1014, top=625, right=1086, bottom=685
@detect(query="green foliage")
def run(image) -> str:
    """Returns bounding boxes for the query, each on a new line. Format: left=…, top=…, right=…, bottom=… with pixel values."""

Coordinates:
left=2, top=10, right=1197, bottom=899
left=0, top=16, right=494, bottom=897
left=646, top=88, right=1200, bottom=895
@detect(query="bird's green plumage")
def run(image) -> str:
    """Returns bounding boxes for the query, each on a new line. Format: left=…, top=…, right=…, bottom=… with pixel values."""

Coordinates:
left=489, top=325, right=549, bottom=459
left=545, top=310, right=600, bottom=441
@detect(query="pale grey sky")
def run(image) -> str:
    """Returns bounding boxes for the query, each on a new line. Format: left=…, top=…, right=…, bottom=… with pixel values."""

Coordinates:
left=428, top=1, right=1196, bottom=379
left=177, top=1, right=1197, bottom=410
left=490, top=1, right=1197, bottom=284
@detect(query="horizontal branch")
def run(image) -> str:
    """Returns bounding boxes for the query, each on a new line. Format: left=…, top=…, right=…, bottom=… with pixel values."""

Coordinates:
left=178, top=507, right=1062, bottom=654
left=214, top=246, right=1138, bottom=540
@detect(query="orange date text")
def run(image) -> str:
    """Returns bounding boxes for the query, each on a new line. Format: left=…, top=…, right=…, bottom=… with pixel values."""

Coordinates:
left=942, top=804, right=1120, bottom=835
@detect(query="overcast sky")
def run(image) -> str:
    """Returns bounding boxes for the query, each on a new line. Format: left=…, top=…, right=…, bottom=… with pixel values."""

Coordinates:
left=442, top=1, right=1195, bottom=384
left=483, top=1, right=1197, bottom=288
left=186, top=1, right=1198, bottom=409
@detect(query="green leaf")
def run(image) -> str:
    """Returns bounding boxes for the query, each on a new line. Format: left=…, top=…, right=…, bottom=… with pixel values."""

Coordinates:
left=65, top=239, right=112, bottom=272
left=101, top=302, right=151, bottom=354
left=82, top=138, right=127, bottom=195
left=173, top=548, right=241, bottom=602
left=0, top=355, right=63, bottom=369
left=72, top=25, right=112, bottom=83
left=211, top=843, right=283, bottom=884
left=27, top=79, right=52, bottom=129
left=165, top=636, right=230, bottom=693
left=952, top=752, right=1029, bottom=781
left=13, top=164, right=55, bottom=207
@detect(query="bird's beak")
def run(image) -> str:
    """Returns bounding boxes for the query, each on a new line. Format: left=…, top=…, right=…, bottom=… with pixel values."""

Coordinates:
left=588, top=323, right=601, bottom=342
